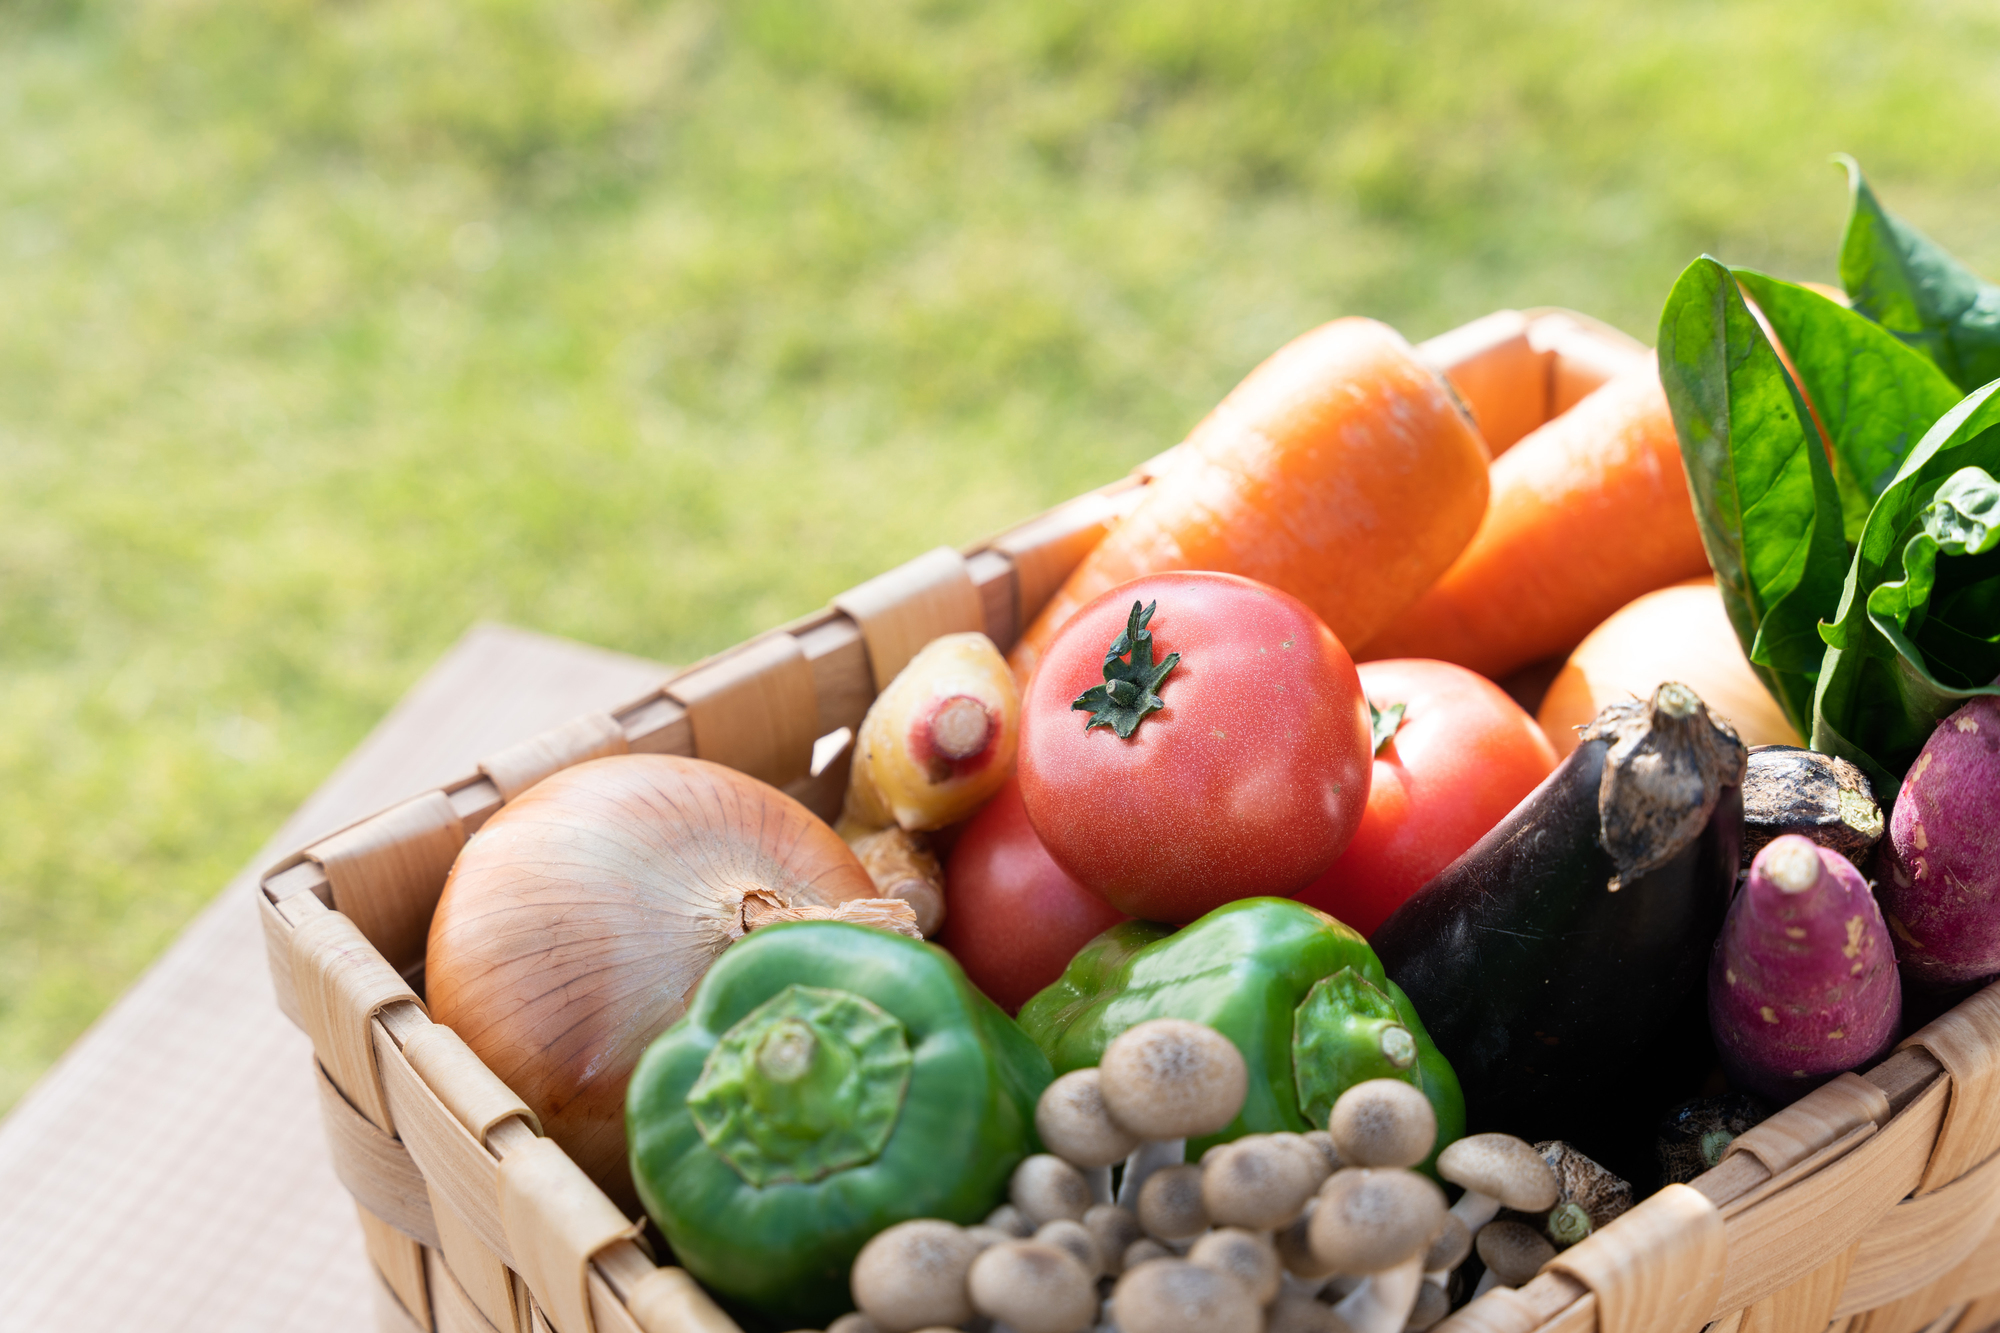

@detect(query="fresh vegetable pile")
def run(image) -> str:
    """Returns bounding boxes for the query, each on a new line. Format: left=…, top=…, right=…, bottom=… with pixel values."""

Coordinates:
left=414, top=169, right=1998, bottom=1333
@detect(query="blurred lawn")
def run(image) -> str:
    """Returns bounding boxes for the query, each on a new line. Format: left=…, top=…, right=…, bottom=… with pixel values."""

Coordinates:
left=5, top=0, right=2000, bottom=1109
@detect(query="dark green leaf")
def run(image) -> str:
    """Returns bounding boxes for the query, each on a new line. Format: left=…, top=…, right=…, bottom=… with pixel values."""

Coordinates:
left=1732, top=270, right=1959, bottom=540
left=1072, top=600, right=1180, bottom=738
left=1657, top=256, right=1848, bottom=737
left=1812, top=395, right=2000, bottom=793
left=1837, top=155, right=2000, bottom=393
left=1368, top=698, right=1405, bottom=755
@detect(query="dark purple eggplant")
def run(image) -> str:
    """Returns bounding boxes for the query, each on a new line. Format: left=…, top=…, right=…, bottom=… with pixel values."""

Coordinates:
left=1372, top=683, right=1745, bottom=1181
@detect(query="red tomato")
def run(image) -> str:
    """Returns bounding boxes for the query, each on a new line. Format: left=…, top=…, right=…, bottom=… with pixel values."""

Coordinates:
left=1296, top=658, right=1558, bottom=937
left=938, top=776, right=1127, bottom=1013
left=1018, top=572, right=1371, bottom=923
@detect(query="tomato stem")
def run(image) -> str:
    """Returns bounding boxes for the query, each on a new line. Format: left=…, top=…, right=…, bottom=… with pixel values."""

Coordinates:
left=1071, top=601, right=1180, bottom=738
left=1368, top=698, right=1406, bottom=755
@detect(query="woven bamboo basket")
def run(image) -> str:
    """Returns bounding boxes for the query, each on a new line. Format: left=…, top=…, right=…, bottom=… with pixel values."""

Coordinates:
left=258, top=308, right=2000, bottom=1333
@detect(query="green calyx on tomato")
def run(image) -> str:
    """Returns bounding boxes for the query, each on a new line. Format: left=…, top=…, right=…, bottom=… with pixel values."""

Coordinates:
left=1071, top=600, right=1181, bottom=738
left=1367, top=698, right=1406, bottom=754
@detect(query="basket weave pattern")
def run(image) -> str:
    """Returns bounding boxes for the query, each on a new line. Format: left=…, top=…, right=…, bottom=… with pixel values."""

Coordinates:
left=259, top=311, right=2000, bottom=1333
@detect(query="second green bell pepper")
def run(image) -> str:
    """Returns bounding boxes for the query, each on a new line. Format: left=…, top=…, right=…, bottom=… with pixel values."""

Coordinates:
left=1017, top=897, right=1464, bottom=1168
left=627, top=920, right=1052, bottom=1327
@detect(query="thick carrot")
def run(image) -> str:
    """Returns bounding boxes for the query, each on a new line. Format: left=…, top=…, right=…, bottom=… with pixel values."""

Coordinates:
left=1355, top=361, right=1711, bottom=680
left=1008, top=317, right=1491, bottom=680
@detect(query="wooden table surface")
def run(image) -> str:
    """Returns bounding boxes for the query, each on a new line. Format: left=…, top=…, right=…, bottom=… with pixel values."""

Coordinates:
left=0, top=624, right=671, bottom=1333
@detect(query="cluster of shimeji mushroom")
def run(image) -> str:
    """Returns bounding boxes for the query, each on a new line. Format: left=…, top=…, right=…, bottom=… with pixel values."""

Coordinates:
left=820, top=1019, right=1585, bottom=1333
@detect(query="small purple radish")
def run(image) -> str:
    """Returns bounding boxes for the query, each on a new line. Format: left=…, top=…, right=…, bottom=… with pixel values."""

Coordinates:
left=1710, top=835, right=1901, bottom=1102
left=1877, top=697, right=2000, bottom=988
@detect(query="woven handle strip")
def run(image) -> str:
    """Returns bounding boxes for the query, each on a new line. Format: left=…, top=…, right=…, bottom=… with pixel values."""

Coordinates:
left=307, top=789, right=466, bottom=973
left=405, top=1023, right=541, bottom=1143
left=376, top=1018, right=514, bottom=1268
left=620, top=1269, right=741, bottom=1333
left=290, top=910, right=422, bottom=1132
left=481, top=712, right=630, bottom=803
left=832, top=546, right=984, bottom=692
left=356, top=1203, right=431, bottom=1332
left=314, top=1059, right=438, bottom=1250
left=1837, top=1141, right=2000, bottom=1316
left=432, top=1183, right=524, bottom=1333
left=666, top=631, right=819, bottom=789
left=428, top=1248, right=508, bottom=1333
left=1726, top=1073, right=1891, bottom=1180
left=1717, top=1074, right=1950, bottom=1313
left=499, top=1136, right=642, bottom=1333
left=1547, top=1185, right=1725, bottom=1333
left=1900, top=981, right=2000, bottom=1195
left=1734, top=1243, right=1856, bottom=1333
left=991, top=488, right=1139, bottom=630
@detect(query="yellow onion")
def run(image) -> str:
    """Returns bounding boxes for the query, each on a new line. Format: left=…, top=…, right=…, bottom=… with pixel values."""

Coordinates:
left=1538, top=579, right=1802, bottom=756
left=426, top=753, right=892, bottom=1208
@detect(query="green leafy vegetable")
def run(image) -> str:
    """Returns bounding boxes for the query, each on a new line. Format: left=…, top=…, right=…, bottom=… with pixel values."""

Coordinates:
left=1072, top=599, right=1180, bottom=738
left=1731, top=270, right=1960, bottom=540
left=1658, top=256, right=1849, bottom=736
left=1367, top=699, right=1406, bottom=755
left=1837, top=156, right=2000, bottom=393
left=1813, top=395, right=2000, bottom=791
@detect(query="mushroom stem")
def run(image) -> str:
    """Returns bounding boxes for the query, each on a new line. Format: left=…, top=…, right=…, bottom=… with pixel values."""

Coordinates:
left=1449, top=1190, right=1501, bottom=1233
left=1472, top=1268, right=1503, bottom=1299
left=1085, top=1165, right=1113, bottom=1206
left=1115, top=1139, right=1185, bottom=1209
left=1331, top=1254, right=1424, bottom=1333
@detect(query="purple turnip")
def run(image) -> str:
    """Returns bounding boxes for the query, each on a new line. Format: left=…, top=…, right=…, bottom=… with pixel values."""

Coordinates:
left=1710, top=835, right=1901, bottom=1101
left=1877, top=697, right=2000, bottom=988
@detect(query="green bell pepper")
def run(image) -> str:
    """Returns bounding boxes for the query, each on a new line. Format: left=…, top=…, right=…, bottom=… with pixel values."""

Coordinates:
left=626, top=920, right=1051, bottom=1328
left=1017, top=897, right=1464, bottom=1170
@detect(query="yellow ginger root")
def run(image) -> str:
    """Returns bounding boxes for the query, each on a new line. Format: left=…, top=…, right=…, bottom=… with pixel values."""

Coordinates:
left=838, top=632, right=1020, bottom=936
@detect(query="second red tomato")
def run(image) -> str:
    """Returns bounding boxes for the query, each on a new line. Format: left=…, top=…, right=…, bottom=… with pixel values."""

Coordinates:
left=1295, top=658, right=1558, bottom=937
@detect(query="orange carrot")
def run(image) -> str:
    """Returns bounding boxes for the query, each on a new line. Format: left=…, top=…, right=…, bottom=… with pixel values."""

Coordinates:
left=1355, top=361, right=1711, bottom=680
left=1008, top=318, right=1491, bottom=680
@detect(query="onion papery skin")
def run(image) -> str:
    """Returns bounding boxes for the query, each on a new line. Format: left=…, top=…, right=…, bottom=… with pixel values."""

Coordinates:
left=426, top=753, right=878, bottom=1208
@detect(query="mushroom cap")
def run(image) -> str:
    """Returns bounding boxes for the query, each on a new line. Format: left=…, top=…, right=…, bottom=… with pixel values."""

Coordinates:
left=1436, top=1134, right=1559, bottom=1212
left=1084, top=1203, right=1143, bottom=1276
left=1408, top=1280, right=1452, bottom=1332
left=1328, top=1079, right=1437, bottom=1169
left=1110, top=1258, right=1262, bottom=1333
left=1188, top=1227, right=1282, bottom=1305
left=1033, top=1219, right=1103, bottom=1277
left=1135, top=1163, right=1210, bottom=1241
left=1423, top=1213, right=1472, bottom=1273
left=850, top=1220, right=979, bottom=1333
left=966, top=1240, right=1097, bottom=1333
left=1309, top=1167, right=1447, bottom=1274
left=1011, top=1154, right=1093, bottom=1225
left=1099, top=1019, right=1249, bottom=1140
left=827, top=1315, right=884, bottom=1333
left=963, top=1225, right=1012, bottom=1252
left=1202, top=1135, right=1321, bottom=1229
left=1275, top=1201, right=1336, bottom=1280
left=1476, top=1219, right=1557, bottom=1287
left=1124, top=1237, right=1174, bottom=1271
left=1265, top=1290, right=1342, bottom=1333
left=1302, top=1130, right=1343, bottom=1173
left=985, top=1203, right=1033, bottom=1237
left=1036, top=1068, right=1141, bottom=1169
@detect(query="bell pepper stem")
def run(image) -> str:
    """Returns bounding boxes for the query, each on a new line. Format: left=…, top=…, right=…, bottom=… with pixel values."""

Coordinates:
left=1334, top=1254, right=1424, bottom=1333
left=1114, top=1138, right=1185, bottom=1209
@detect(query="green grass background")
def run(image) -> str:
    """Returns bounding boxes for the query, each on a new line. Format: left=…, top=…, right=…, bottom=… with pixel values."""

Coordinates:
left=5, top=0, right=2000, bottom=1110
